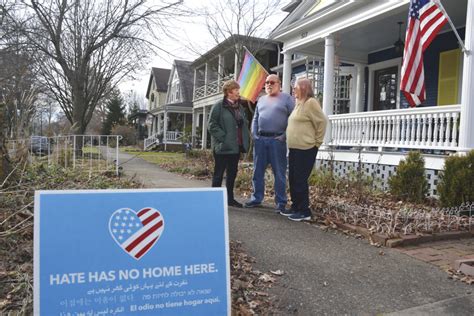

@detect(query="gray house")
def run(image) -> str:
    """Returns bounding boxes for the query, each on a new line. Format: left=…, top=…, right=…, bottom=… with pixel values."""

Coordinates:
left=144, top=60, right=194, bottom=150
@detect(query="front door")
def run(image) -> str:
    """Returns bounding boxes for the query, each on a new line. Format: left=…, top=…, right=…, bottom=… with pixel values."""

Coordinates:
left=373, top=66, right=398, bottom=111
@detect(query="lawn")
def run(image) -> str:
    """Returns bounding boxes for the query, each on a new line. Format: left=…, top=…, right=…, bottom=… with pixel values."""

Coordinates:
left=122, top=149, right=187, bottom=165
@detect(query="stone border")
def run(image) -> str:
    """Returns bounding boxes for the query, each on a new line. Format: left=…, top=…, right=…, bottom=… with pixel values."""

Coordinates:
left=333, top=221, right=474, bottom=248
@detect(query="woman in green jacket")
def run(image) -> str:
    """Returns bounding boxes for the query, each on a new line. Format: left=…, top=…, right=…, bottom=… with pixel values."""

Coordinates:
left=208, top=80, right=250, bottom=208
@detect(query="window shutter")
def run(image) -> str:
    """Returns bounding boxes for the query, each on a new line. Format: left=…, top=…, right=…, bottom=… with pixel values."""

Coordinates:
left=437, top=48, right=461, bottom=106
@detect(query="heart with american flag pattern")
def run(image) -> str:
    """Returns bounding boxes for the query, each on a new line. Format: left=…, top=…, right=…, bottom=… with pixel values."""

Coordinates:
left=108, top=207, right=165, bottom=260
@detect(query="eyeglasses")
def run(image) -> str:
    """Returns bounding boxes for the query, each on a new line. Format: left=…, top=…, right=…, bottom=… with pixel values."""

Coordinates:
left=265, top=81, right=278, bottom=85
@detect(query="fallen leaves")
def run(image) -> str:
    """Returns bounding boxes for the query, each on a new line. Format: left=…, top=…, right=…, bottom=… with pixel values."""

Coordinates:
left=444, top=267, right=474, bottom=285
left=230, top=241, right=283, bottom=315
left=270, top=270, right=284, bottom=276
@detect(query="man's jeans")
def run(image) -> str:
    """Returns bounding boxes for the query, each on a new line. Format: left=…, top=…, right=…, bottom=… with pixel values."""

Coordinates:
left=251, top=137, right=287, bottom=208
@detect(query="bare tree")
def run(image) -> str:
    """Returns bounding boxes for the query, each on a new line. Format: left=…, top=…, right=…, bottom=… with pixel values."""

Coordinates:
left=21, top=0, right=184, bottom=134
left=195, top=0, right=283, bottom=72
left=1, top=2, right=52, bottom=141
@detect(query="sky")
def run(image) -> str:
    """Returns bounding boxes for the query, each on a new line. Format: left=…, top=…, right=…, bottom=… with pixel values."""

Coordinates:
left=118, top=0, right=290, bottom=107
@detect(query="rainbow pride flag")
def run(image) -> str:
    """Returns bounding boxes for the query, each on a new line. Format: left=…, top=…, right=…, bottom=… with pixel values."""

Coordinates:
left=237, top=49, right=268, bottom=103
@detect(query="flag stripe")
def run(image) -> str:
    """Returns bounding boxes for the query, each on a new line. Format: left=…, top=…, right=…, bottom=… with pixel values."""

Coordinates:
left=137, top=208, right=151, bottom=217
left=134, top=237, right=159, bottom=259
left=421, top=14, right=447, bottom=50
left=125, top=220, right=163, bottom=252
left=142, top=212, right=159, bottom=226
left=130, top=231, right=161, bottom=257
left=130, top=230, right=161, bottom=258
left=401, top=0, right=446, bottom=107
left=237, top=50, right=268, bottom=103
left=121, top=214, right=162, bottom=248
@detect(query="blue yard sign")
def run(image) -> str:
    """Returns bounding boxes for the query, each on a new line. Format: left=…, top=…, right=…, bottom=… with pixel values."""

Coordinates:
left=34, top=188, right=230, bottom=315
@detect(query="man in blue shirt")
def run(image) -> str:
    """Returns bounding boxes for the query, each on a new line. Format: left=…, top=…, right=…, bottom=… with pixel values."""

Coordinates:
left=245, top=74, right=294, bottom=212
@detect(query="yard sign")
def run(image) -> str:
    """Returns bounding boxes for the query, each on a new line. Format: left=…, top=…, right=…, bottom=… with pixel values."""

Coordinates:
left=34, top=188, right=230, bottom=315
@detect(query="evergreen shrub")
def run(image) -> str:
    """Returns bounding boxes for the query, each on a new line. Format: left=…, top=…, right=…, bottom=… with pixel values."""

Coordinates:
left=437, top=150, right=474, bottom=207
left=389, top=151, right=428, bottom=203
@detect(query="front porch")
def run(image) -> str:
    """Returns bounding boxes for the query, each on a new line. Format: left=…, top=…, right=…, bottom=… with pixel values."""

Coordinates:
left=145, top=108, right=192, bottom=150
left=273, top=0, right=473, bottom=156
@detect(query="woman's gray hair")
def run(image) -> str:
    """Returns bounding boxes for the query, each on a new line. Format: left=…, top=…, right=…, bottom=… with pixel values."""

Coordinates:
left=296, top=78, right=315, bottom=99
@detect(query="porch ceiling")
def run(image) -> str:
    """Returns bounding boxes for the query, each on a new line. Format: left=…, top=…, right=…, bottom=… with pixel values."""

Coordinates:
left=298, top=0, right=467, bottom=64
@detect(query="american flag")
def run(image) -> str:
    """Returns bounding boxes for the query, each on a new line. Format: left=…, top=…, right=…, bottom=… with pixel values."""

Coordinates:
left=400, top=0, right=447, bottom=106
left=110, top=208, right=164, bottom=260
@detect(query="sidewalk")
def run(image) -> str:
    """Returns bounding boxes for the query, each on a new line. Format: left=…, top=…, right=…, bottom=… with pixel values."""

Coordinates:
left=117, top=150, right=474, bottom=315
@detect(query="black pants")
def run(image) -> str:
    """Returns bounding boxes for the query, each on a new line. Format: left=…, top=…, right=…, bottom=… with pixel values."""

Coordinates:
left=288, top=147, right=318, bottom=213
left=212, top=153, right=240, bottom=201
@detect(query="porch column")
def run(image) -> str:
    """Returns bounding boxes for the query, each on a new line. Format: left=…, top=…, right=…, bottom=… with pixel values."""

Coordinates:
left=218, top=54, right=224, bottom=86
left=191, top=109, right=197, bottom=146
left=201, top=106, right=209, bottom=149
left=204, top=63, right=209, bottom=96
left=234, top=44, right=240, bottom=80
left=157, top=115, right=161, bottom=135
left=459, top=0, right=474, bottom=151
left=323, top=35, right=335, bottom=144
left=164, top=111, right=168, bottom=150
left=282, top=51, right=292, bottom=94
left=193, top=68, right=197, bottom=101
left=354, top=63, right=365, bottom=113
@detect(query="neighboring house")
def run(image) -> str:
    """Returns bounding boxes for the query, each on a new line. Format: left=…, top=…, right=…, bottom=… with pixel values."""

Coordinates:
left=145, top=67, right=170, bottom=137
left=270, top=0, right=474, bottom=195
left=128, top=109, right=148, bottom=140
left=191, top=34, right=281, bottom=149
left=144, top=61, right=194, bottom=150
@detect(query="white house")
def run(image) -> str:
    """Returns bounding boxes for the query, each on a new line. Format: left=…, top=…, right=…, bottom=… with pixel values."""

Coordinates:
left=270, top=0, right=474, bottom=195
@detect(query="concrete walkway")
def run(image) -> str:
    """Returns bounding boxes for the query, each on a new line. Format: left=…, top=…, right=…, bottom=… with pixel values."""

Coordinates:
left=116, top=151, right=474, bottom=315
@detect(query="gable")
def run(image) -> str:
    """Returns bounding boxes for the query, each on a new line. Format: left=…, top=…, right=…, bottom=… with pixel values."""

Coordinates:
left=270, top=0, right=356, bottom=40
left=145, top=67, right=170, bottom=99
left=305, top=0, right=333, bottom=17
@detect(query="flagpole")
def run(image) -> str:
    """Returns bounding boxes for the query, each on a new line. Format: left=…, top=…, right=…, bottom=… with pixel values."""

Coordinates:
left=242, top=46, right=270, bottom=75
left=435, top=0, right=470, bottom=55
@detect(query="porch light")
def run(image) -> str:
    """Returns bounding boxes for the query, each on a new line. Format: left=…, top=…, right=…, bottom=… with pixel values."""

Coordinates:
left=394, top=21, right=404, bottom=55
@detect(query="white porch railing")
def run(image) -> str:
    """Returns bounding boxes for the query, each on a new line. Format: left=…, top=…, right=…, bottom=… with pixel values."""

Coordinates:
left=144, top=131, right=184, bottom=150
left=328, top=105, right=461, bottom=151
left=144, top=133, right=161, bottom=150
left=193, top=75, right=234, bottom=101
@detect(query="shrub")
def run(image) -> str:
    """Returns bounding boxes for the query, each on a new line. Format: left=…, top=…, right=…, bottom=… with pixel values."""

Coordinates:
left=437, top=150, right=474, bottom=207
left=111, top=124, right=138, bottom=146
left=308, top=168, right=336, bottom=189
left=389, top=151, right=428, bottom=203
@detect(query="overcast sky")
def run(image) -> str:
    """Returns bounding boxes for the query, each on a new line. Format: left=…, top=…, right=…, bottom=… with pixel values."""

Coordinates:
left=118, top=0, right=289, bottom=106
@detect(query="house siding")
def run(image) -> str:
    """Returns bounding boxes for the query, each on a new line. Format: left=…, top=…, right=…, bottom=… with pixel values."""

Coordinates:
left=368, top=28, right=465, bottom=108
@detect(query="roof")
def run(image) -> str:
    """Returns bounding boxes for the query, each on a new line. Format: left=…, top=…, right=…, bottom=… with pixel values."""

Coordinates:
left=173, top=60, right=193, bottom=103
left=128, top=109, right=148, bottom=120
left=146, top=67, right=171, bottom=99
left=282, top=0, right=302, bottom=13
left=191, top=34, right=280, bottom=67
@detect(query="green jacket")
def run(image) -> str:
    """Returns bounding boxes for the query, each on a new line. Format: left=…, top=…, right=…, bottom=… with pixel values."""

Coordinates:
left=208, top=98, right=250, bottom=154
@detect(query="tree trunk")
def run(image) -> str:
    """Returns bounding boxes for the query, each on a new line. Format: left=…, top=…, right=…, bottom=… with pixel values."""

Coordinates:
left=70, top=81, right=88, bottom=135
left=0, top=104, right=11, bottom=184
